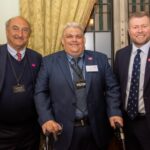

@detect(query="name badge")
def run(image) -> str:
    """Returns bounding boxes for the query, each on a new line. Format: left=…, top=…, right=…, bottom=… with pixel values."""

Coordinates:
left=86, top=65, right=98, bottom=72
left=75, top=80, right=86, bottom=89
left=13, top=84, right=26, bottom=93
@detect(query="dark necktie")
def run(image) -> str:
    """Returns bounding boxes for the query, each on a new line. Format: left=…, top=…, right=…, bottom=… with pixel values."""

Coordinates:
left=127, top=49, right=141, bottom=120
left=17, top=52, right=22, bottom=61
left=71, top=58, right=87, bottom=112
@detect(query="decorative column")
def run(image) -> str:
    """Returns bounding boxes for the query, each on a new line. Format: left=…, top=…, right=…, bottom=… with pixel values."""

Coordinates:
left=113, top=0, right=128, bottom=54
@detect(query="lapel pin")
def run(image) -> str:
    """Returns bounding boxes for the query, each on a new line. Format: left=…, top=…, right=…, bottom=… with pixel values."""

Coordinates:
left=148, top=58, right=150, bottom=62
left=88, top=57, right=93, bottom=61
left=32, top=64, right=36, bottom=67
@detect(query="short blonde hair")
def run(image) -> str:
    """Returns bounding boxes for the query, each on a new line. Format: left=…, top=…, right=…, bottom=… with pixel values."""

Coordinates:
left=129, top=11, right=150, bottom=20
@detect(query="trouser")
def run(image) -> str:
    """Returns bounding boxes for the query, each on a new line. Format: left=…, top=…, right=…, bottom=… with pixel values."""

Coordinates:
left=124, top=114, right=150, bottom=150
left=68, top=125, right=107, bottom=150
left=0, top=123, right=40, bottom=150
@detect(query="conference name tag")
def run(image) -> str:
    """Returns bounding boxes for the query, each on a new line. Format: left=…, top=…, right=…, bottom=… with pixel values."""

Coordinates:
left=86, top=65, right=98, bottom=72
left=75, top=80, right=86, bottom=89
left=13, top=84, right=26, bottom=93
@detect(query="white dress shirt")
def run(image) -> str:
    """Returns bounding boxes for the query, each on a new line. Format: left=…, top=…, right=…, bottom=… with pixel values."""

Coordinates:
left=7, top=44, right=26, bottom=60
left=125, top=41, right=150, bottom=113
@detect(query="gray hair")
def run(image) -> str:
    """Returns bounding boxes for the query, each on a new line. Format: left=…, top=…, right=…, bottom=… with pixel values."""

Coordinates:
left=5, top=16, right=31, bottom=33
left=62, top=22, right=84, bottom=36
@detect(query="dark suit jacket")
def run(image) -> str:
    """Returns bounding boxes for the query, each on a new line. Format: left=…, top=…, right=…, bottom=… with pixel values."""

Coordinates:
left=0, top=44, right=42, bottom=93
left=35, top=50, right=122, bottom=150
left=114, top=45, right=150, bottom=124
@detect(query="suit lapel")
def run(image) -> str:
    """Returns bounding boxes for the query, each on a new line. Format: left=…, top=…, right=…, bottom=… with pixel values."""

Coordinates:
left=144, top=48, right=150, bottom=89
left=121, top=47, right=132, bottom=92
left=84, top=52, right=94, bottom=94
left=58, top=51, right=75, bottom=92
left=25, top=50, right=35, bottom=82
left=0, top=45, right=8, bottom=91
left=57, top=51, right=97, bottom=94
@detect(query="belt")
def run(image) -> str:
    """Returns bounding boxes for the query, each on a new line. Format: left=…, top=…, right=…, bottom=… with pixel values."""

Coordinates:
left=136, top=113, right=146, bottom=118
left=124, top=112, right=146, bottom=120
left=74, top=117, right=89, bottom=127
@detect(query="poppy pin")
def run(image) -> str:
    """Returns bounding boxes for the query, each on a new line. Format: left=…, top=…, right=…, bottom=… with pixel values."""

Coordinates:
left=88, top=57, right=93, bottom=61
left=32, top=64, right=36, bottom=68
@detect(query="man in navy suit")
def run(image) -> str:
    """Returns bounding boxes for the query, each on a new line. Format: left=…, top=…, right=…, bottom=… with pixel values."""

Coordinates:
left=0, top=16, right=42, bottom=149
left=114, top=11, right=150, bottom=150
left=35, top=22, right=123, bottom=150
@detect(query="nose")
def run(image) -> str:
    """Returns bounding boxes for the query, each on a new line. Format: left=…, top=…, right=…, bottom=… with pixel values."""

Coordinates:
left=19, top=31, right=23, bottom=37
left=72, top=36, right=79, bottom=41
left=17, top=29, right=24, bottom=37
left=138, top=26, right=144, bottom=32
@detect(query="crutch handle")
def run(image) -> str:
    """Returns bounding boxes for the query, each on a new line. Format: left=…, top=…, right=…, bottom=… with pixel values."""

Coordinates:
left=44, top=131, right=49, bottom=149
left=114, top=122, right=126, bottom=150
left=115, top=122, right=125, bottom=140
left=44, top=131, right=59, bottom=150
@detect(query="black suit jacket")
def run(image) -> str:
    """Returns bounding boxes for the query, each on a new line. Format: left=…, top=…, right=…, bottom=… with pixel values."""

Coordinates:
left=35, top=50, right=122, bottom=150
left=0, top=44, right=42, bottom=93
left=114, top=45, right=150, bottom=120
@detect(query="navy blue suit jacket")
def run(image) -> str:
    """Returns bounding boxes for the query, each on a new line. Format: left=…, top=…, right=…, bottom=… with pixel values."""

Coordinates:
left=114, top=45, right=150, bottom=122
left=35, top=50, right=121, bottom=150
left=0, top=44, right=42, bottom=92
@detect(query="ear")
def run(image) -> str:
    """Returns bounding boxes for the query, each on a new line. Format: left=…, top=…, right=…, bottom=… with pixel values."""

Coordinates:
left=84, top=36, right=86, bottom=44
left=128, top=28, right=131, bottom=37
left=61, top=38, right=64, bottom=45
left=6, top=29, right=9, bottom=36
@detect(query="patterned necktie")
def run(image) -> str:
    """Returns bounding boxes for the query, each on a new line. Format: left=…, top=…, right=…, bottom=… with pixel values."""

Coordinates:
left=71, top=58, right=83, bottom=80
left=127, top=49, right=141, bottom=120
left=17, top=52, right=22, bottom=61
left=71, top=58, right=87, bottom=112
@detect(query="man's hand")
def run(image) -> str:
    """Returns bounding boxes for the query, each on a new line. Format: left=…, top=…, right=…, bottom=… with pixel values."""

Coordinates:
left=42, top=120, right=62, bottom=135
left=109, top=116, right=123, bottom=128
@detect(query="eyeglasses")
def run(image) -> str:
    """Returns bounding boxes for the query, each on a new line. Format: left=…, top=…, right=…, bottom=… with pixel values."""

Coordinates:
left=10, top=25, right=30, bottom=33
left=64, top=34, right=83, bottom=40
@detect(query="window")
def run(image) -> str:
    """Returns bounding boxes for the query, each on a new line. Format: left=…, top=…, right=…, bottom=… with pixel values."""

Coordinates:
left=85, top=0, right=113, bottom=64
left=128, top=0, right=150, bottom=14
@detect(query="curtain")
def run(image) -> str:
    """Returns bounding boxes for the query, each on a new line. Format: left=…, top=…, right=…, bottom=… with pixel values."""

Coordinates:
left=20, top=0, right=96, bottom=55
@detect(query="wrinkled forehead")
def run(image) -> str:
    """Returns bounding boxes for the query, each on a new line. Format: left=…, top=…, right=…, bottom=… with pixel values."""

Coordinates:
left=6, top=17, right=30, bottom=30
left=10, top=18, right=29, bottom=27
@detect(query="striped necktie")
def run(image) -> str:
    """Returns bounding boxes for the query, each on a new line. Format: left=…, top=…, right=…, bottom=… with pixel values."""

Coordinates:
left=17, top=52, right=22, bottom=61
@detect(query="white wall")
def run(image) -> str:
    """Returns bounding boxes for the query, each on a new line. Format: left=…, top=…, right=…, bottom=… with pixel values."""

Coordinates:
left=0, top=0, right=19, bottom=44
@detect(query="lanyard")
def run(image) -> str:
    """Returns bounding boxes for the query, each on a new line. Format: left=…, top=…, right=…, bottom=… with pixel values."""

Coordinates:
left=8, top=53, right=26, bottom=85
left=70, top=58, right=84, bottom=80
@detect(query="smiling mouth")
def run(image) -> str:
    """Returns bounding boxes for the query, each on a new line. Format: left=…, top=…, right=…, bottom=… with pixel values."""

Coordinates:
left=136, top=35, right=145, bottom=38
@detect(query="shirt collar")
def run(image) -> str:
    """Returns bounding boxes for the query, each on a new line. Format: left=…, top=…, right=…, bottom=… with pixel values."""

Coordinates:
left=132, top=40, right=150, bottom=55
left=7, top=44, right=26, bottom=59
left=66, top=52, right=84, bottom=62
